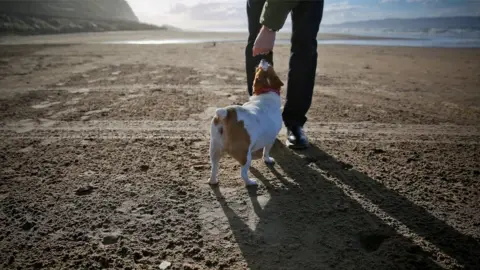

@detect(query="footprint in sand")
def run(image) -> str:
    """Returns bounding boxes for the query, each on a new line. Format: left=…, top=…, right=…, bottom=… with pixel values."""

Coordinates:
left=68, top=88, right=90, bottom=94
left=50, top=108, right=78, bottom=119
left=40, top=138, right=59, bottom=146
left=200, top=80, right=214, bottom=85
left=31, top=101, right=61, bottom=109
left=216, top=74, right=229, bottom=80
left=8, top=119, right=56, bottom=133
left=65, top=97, right=82, bottom=105
left=84, top=108, right=111, bottom=116
left=120, top=93, right=144, bottom=101
left=188, top=107, right=217, bottom=121
left=18, top=146, right=34, bottom=153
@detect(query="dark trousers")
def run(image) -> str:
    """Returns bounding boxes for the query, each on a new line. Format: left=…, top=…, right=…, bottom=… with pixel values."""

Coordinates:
left=245, top=0, right=324, bottom=128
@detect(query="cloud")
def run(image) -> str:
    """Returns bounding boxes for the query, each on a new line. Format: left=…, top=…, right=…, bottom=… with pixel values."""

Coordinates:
left=406, top=0, right=435, bottom=2
left=322, top=1, right=366, bottom=24
left=406, top=0, right=429, bottom=3
left=325, top=1, right=362, bottom=12
left=164, top=1, right=247, bottom=29
left=171, top=2, right=244, bottom=20
left=127, top=0, right=480, bottom=31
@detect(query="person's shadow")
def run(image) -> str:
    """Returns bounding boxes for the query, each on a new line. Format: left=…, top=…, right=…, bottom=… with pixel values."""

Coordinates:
left=211, top=140, right=480, bottom=269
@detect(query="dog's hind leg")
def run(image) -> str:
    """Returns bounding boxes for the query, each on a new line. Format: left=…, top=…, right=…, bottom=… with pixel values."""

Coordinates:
left=241, top=150, right=257, bottom=186
left=263, top=142, right=275, bottom=165
left=209, top=121, right=223, bottom=185
left=209, top=139, right=222, bottom=185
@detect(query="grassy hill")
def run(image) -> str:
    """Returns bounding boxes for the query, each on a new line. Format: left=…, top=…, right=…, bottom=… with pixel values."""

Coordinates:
left=0, top=0, right=164, bottom=35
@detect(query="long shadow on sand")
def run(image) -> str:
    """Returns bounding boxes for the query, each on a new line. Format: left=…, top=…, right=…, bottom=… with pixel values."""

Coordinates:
left=211, top=140, right=480, bottom=270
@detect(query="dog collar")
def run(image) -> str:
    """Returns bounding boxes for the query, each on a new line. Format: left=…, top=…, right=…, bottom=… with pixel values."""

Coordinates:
left=254, top=88, right=280, bottom=96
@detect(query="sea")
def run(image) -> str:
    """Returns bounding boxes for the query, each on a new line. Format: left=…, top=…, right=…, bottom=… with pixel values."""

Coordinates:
left=317, top=26, right=480, bottom=48
left=106, top=25, right=480, bottom=48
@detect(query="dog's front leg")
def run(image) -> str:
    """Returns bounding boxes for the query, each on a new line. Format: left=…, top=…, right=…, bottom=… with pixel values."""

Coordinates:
left=241, top=150, right=257, bottom=186
left=263, top=142, right=275, bottom=165
left=209, top=138, right=222, bottom=185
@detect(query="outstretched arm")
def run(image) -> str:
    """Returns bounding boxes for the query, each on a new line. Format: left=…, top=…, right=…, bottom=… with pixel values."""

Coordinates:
left=253, top=0, right=299, bottom=56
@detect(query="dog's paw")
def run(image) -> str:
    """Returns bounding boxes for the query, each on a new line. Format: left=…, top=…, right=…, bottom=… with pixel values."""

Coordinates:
left=244, top=178, right=258, bottom=186
left=264, top=157, right=275, bottom=165
left=208, top=178, right=219, bottom=185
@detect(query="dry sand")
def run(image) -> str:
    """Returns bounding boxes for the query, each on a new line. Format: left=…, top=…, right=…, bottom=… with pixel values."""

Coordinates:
left=0, top=31, right=479, bottom=270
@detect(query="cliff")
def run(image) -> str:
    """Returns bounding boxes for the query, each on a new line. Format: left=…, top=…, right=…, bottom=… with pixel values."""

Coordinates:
left=0, top=0, right=164, bottom=35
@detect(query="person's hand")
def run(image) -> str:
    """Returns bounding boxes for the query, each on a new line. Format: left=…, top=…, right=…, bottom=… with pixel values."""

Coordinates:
left=253, top=25, right=276, bottom=56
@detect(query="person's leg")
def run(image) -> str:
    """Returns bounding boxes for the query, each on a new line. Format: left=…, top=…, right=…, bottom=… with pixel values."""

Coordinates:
left=283, top=0, right=324, bottom=149
left=245, top=0, right=274, bottom=96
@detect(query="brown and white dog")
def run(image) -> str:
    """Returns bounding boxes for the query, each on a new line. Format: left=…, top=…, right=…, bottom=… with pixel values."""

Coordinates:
left=209, top=59, right=284, bottom=186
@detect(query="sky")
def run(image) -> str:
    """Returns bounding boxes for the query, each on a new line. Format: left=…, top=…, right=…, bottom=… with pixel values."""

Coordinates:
left=126, top=0, right=480, bottom=31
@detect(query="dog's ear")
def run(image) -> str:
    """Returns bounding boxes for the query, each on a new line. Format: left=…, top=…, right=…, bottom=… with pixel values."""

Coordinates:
left=253, top=68, right=269, bottom=89
left=268, top=75, right=284, bottom=89
left=266, top=66, right=284, bottom=89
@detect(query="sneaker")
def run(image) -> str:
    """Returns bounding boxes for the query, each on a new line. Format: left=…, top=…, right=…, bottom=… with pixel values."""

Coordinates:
left=286, top=126, right=309, bottom=149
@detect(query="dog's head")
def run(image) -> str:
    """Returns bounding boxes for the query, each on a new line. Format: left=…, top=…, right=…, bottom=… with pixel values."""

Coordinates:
left=253, top=59, right=284, bottom=96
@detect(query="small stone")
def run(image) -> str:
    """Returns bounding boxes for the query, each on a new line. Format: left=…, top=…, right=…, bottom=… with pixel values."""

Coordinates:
left=205, top=260, right=216, bottom=267
left=159, top=261, right=171, bottom=269
left=192, top=165, right=207, bottom=171
left=182, top=263, right=197, bottom=270
left=118, top=246, right=130, bottom=257
left=372, top=148, right=385, bottom=154
left=22, top=221, right=35, bottom=231
left=8, top=255, right=15, bottom=265
left=133, top=251, right=142, bottom=262
left=142, top=249, right=153, bottom=257
left=75, top=184, right=96, bottom=196
left=102, top=234, right=119, bottom=245
left=140, top=165, right=150, bottom=172
left=407, top=157, right=417, bottom=163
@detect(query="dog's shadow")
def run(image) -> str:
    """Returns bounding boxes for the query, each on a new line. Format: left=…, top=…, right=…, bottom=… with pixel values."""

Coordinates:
left=211, top=140, right=480, bottom=269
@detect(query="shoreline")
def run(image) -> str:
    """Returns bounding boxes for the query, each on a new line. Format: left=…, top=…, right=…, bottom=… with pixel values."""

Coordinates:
left=1, top=29, right=478, bottom=48
left=0, top=29, right=411, bottom=45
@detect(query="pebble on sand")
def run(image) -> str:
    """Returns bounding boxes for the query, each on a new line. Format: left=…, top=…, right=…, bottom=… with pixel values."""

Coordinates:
left=159, top=261, right=172, bottom=269
left=102, top=234, right=119, bottom=245
left=21, top=221, right=35, bottom=231
left=75, top=184, right=97, bottom=196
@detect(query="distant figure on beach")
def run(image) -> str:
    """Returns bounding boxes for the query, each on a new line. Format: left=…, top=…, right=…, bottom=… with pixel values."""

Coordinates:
left=245, top=0, right=324, bottom=149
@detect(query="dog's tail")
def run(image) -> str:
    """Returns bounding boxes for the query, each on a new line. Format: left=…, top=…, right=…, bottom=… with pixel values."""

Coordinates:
left=215, top=108, right=228, bottom=121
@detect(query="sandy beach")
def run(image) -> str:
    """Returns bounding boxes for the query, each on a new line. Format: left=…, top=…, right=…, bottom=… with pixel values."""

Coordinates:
left=0, top=30, right=479, bottom=269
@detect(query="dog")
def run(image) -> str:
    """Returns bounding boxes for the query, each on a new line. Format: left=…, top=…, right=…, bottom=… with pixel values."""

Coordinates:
left=209, top=59, right=284, bottom=186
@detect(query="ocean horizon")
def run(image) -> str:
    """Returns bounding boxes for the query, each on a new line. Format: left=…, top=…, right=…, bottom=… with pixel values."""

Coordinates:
left=106, top=26, right=480, bottom=48
left=163, top=17, right=480, bottom=48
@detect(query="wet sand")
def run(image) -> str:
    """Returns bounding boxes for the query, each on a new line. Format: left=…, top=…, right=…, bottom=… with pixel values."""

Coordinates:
left=0, top=29, right=408, bottom=45
left=0, top=31, right=479, bottom=269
